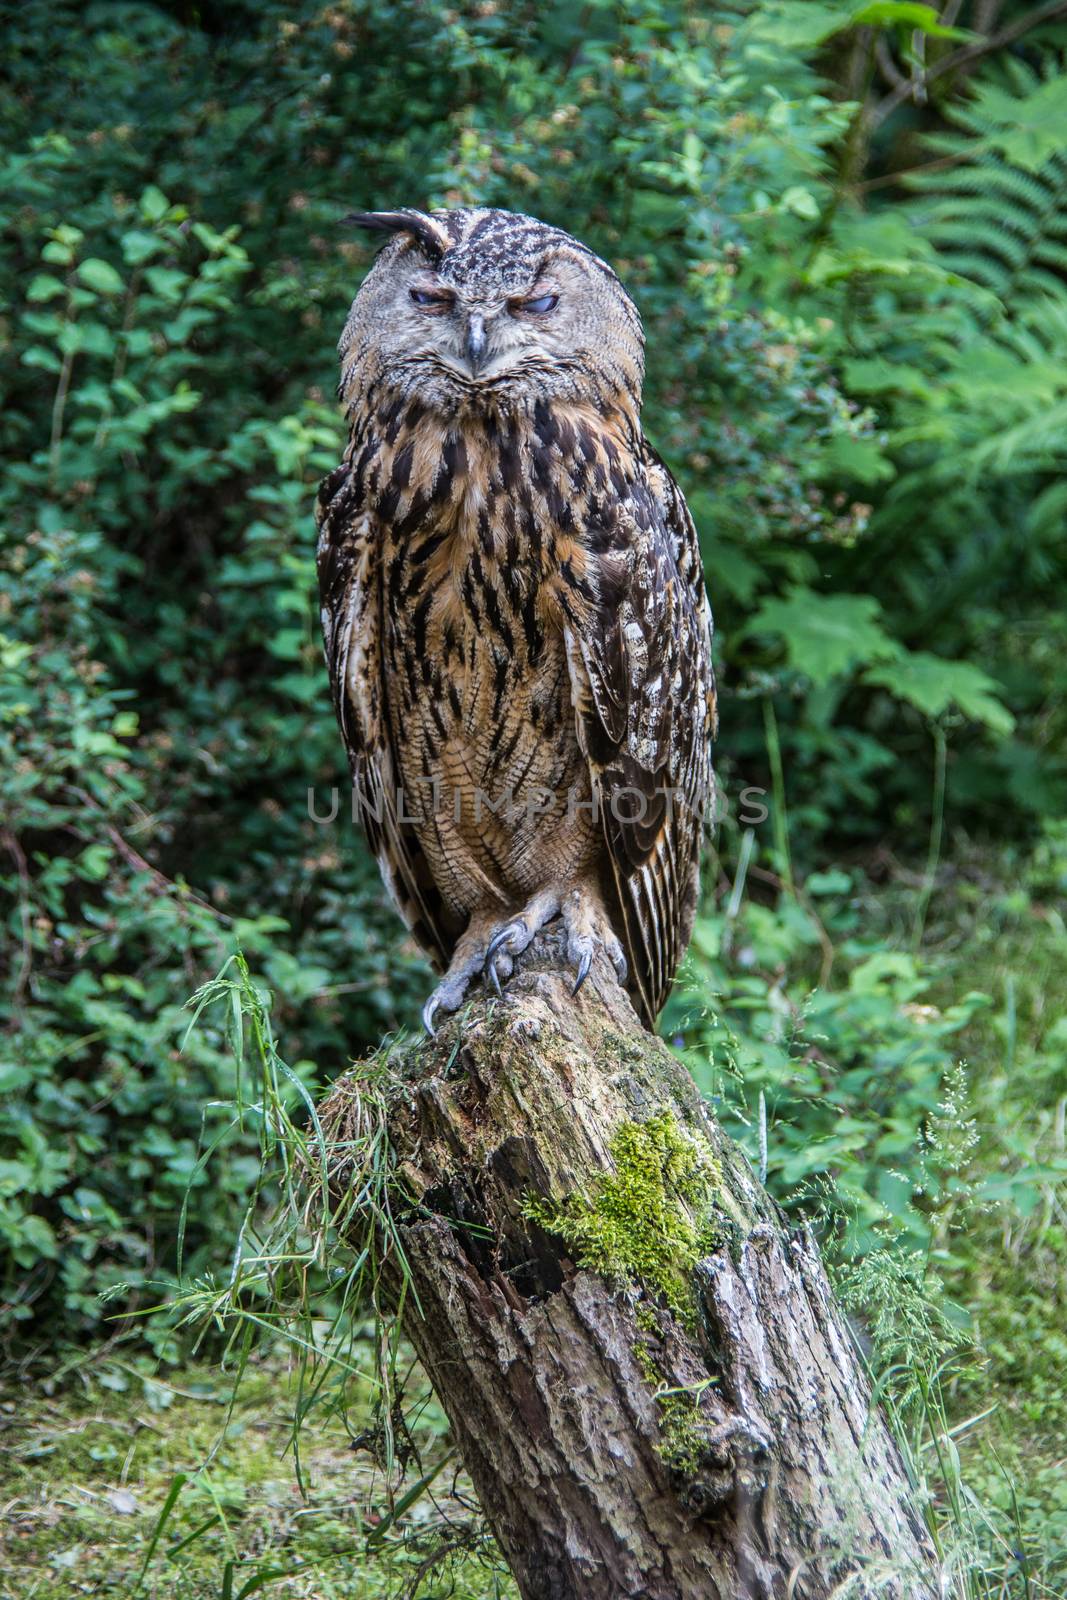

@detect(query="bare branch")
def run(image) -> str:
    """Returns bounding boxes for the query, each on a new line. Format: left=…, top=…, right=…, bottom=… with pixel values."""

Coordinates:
left=870, top=0, right=1067, bottom=129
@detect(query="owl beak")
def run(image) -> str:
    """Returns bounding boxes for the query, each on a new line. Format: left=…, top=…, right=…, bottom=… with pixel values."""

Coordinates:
left=464, top=313, right=488, bottom=375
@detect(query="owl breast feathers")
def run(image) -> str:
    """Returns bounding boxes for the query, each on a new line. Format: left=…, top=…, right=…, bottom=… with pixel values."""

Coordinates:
left=316, top=206, right=716, bottom=1031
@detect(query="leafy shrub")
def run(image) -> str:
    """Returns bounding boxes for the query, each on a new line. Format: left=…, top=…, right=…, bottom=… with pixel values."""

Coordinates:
left=0, top=164, right=427, bottom=1340
left=671, top=865, right=991, bottom=1255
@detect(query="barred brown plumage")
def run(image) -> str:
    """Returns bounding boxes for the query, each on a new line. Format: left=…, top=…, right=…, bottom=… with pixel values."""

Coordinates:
left=316, top=207, right=716, bottom=1031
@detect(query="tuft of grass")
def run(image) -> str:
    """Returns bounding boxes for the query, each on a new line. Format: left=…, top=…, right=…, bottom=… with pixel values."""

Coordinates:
left=150, top=957, right=512, bottom=1597
left=170, top=959, right=409, bottom=1468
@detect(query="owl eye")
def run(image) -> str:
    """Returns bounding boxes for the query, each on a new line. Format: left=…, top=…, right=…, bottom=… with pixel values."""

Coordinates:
left=515, top=293, right=559, bottom=315
left=409, top=287, right=453, bottom=308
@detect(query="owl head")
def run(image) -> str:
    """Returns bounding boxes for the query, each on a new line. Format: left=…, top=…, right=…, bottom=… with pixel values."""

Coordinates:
left=338, top=207, right=644, bottom=417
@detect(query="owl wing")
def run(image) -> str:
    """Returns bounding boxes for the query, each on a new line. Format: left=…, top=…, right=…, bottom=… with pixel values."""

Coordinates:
left=316, top=462, right=455, bottom=972
left=566, top=442, right=716, bottom=1026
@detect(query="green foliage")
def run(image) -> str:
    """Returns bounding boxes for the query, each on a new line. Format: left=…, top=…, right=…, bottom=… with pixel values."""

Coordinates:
left=910, top=59, right=1067, bottom=296
left=673, top=869, right=994, bottom=1253
left=669, top=830, right=1067, bottom=1595
left=745, top=590, right=900, bottom=686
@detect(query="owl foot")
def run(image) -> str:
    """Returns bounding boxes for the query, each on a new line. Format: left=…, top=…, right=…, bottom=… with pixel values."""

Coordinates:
left=422, top=952, right=507, bottom=1036
left=482, top=888, right=562, bottom=996
left=561, top=887, right=628, bottom=996
left=422, top=888, right=629, bottom=1034
left=421, top=913, right=518, bottom=1035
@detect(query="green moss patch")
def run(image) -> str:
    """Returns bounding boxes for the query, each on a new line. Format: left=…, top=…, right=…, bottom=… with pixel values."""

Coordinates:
left=524, top=1111, right=721, bottom=1325
left=655, top=1392, right=711, bottom=1477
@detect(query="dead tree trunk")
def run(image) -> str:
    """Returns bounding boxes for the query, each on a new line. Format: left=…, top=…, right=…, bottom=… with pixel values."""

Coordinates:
left=317, top=936, right=939, bottom=1600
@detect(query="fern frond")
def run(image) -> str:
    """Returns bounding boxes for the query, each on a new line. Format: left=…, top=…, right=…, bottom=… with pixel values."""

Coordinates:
left=1033, top=240, right=1067, bottom=275
left=907, top=60, right=1067, bottom=308
left=968, top=398, right=1067, bottom=478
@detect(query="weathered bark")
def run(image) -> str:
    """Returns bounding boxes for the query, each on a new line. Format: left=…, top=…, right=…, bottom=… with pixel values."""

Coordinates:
left=317, top=936, right=939, bottom=1600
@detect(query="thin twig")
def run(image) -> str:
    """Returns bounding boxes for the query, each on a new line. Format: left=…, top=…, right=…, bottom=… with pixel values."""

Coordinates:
left=856, top=150, right=974, bottom=193
left=875, top=35, right=909, bottom=91
left=67, top=785, right=233, bottom=923
left=108, top=822, right=232, bottom=922
left=48, top=347, right=74, bottom=490
left=911, top=725, right=948, bottom=951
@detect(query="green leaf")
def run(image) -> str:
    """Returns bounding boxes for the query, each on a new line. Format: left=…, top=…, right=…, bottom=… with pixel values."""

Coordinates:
left=849, top=2, right=973, bottom=38
left=235, top=1571, right=298, bottom=1599
left=26, top=273, right=66, bottom=302
left=706, top=544, right=762, bottom=605
left=0, top=1160, right=35, bottom=1196
left=266, top=628, right=306, bottom=661
left=17, top=1215, right=59, bottom=1260
left=77, top=843, right=113, bottom=881
left=77, top=258, right=124, bottom=295
left=752, top=0, right=969, bottom=49
left=133, top=1474, right=187, bottom=1594
left=977, top=78, right=1067, bottom=171
left=781, top=186, right=820, bottom=220
left=841, top=357, right=932, bottom=398
left=744, top=589, right=900, bottom=685
left=76, top=321, right=117, bottom=358
left=144, top=266, right=188, bottom=301
left=121, top=229, right=166, bottom=264
left=820, top=434, right=895, bottom=486
left=848, top=952, right=921, bottom=995
left=41, top=239, right=75, bottom=265
left=752, top=4, right=845, bottom=48
left=864, top=653, right=1015, bottom=734
left=22, top=310, right=62, bottom=337
left=139, top=184, right=169, bottom=222
left=365, top=1448, right=459, bottom=1549
left=805, top=869, right=853, bottom=896
left=20, top=344, right=62, bottom=373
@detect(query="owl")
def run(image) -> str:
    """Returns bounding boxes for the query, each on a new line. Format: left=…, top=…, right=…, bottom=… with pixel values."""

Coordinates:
left=316, top=207, right=716, bottom=1033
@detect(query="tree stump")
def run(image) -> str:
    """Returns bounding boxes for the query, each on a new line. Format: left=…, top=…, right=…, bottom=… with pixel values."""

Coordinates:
left=316, top=934, right=939, bottom=1600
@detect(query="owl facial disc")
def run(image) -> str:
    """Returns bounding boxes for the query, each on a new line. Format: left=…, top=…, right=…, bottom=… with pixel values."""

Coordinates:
left=339, top=206, right=644, bottom=412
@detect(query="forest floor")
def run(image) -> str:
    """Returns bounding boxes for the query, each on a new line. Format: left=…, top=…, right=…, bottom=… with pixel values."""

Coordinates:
left=0, top=1356, right=516, bottom=1599
left=3, top=850, right=1066, bottom=1599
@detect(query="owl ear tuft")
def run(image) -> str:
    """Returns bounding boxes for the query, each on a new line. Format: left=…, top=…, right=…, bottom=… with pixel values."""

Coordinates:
left=345, top=209, right=451, bottom=262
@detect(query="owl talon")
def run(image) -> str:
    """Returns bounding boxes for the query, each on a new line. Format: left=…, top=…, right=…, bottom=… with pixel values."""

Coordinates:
left=572, top=949, right=592, bottom=996
left=421, top=965, right=480, bottom=1035
left=485, top=920, right=522, bottom=972
left=424, top=887, right=626, bottom=1031
left=480, top=892, right=562, bottom=998
left=483, top=920, right=526, bottom=998
left=562, top=886, right=629, bottom=997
